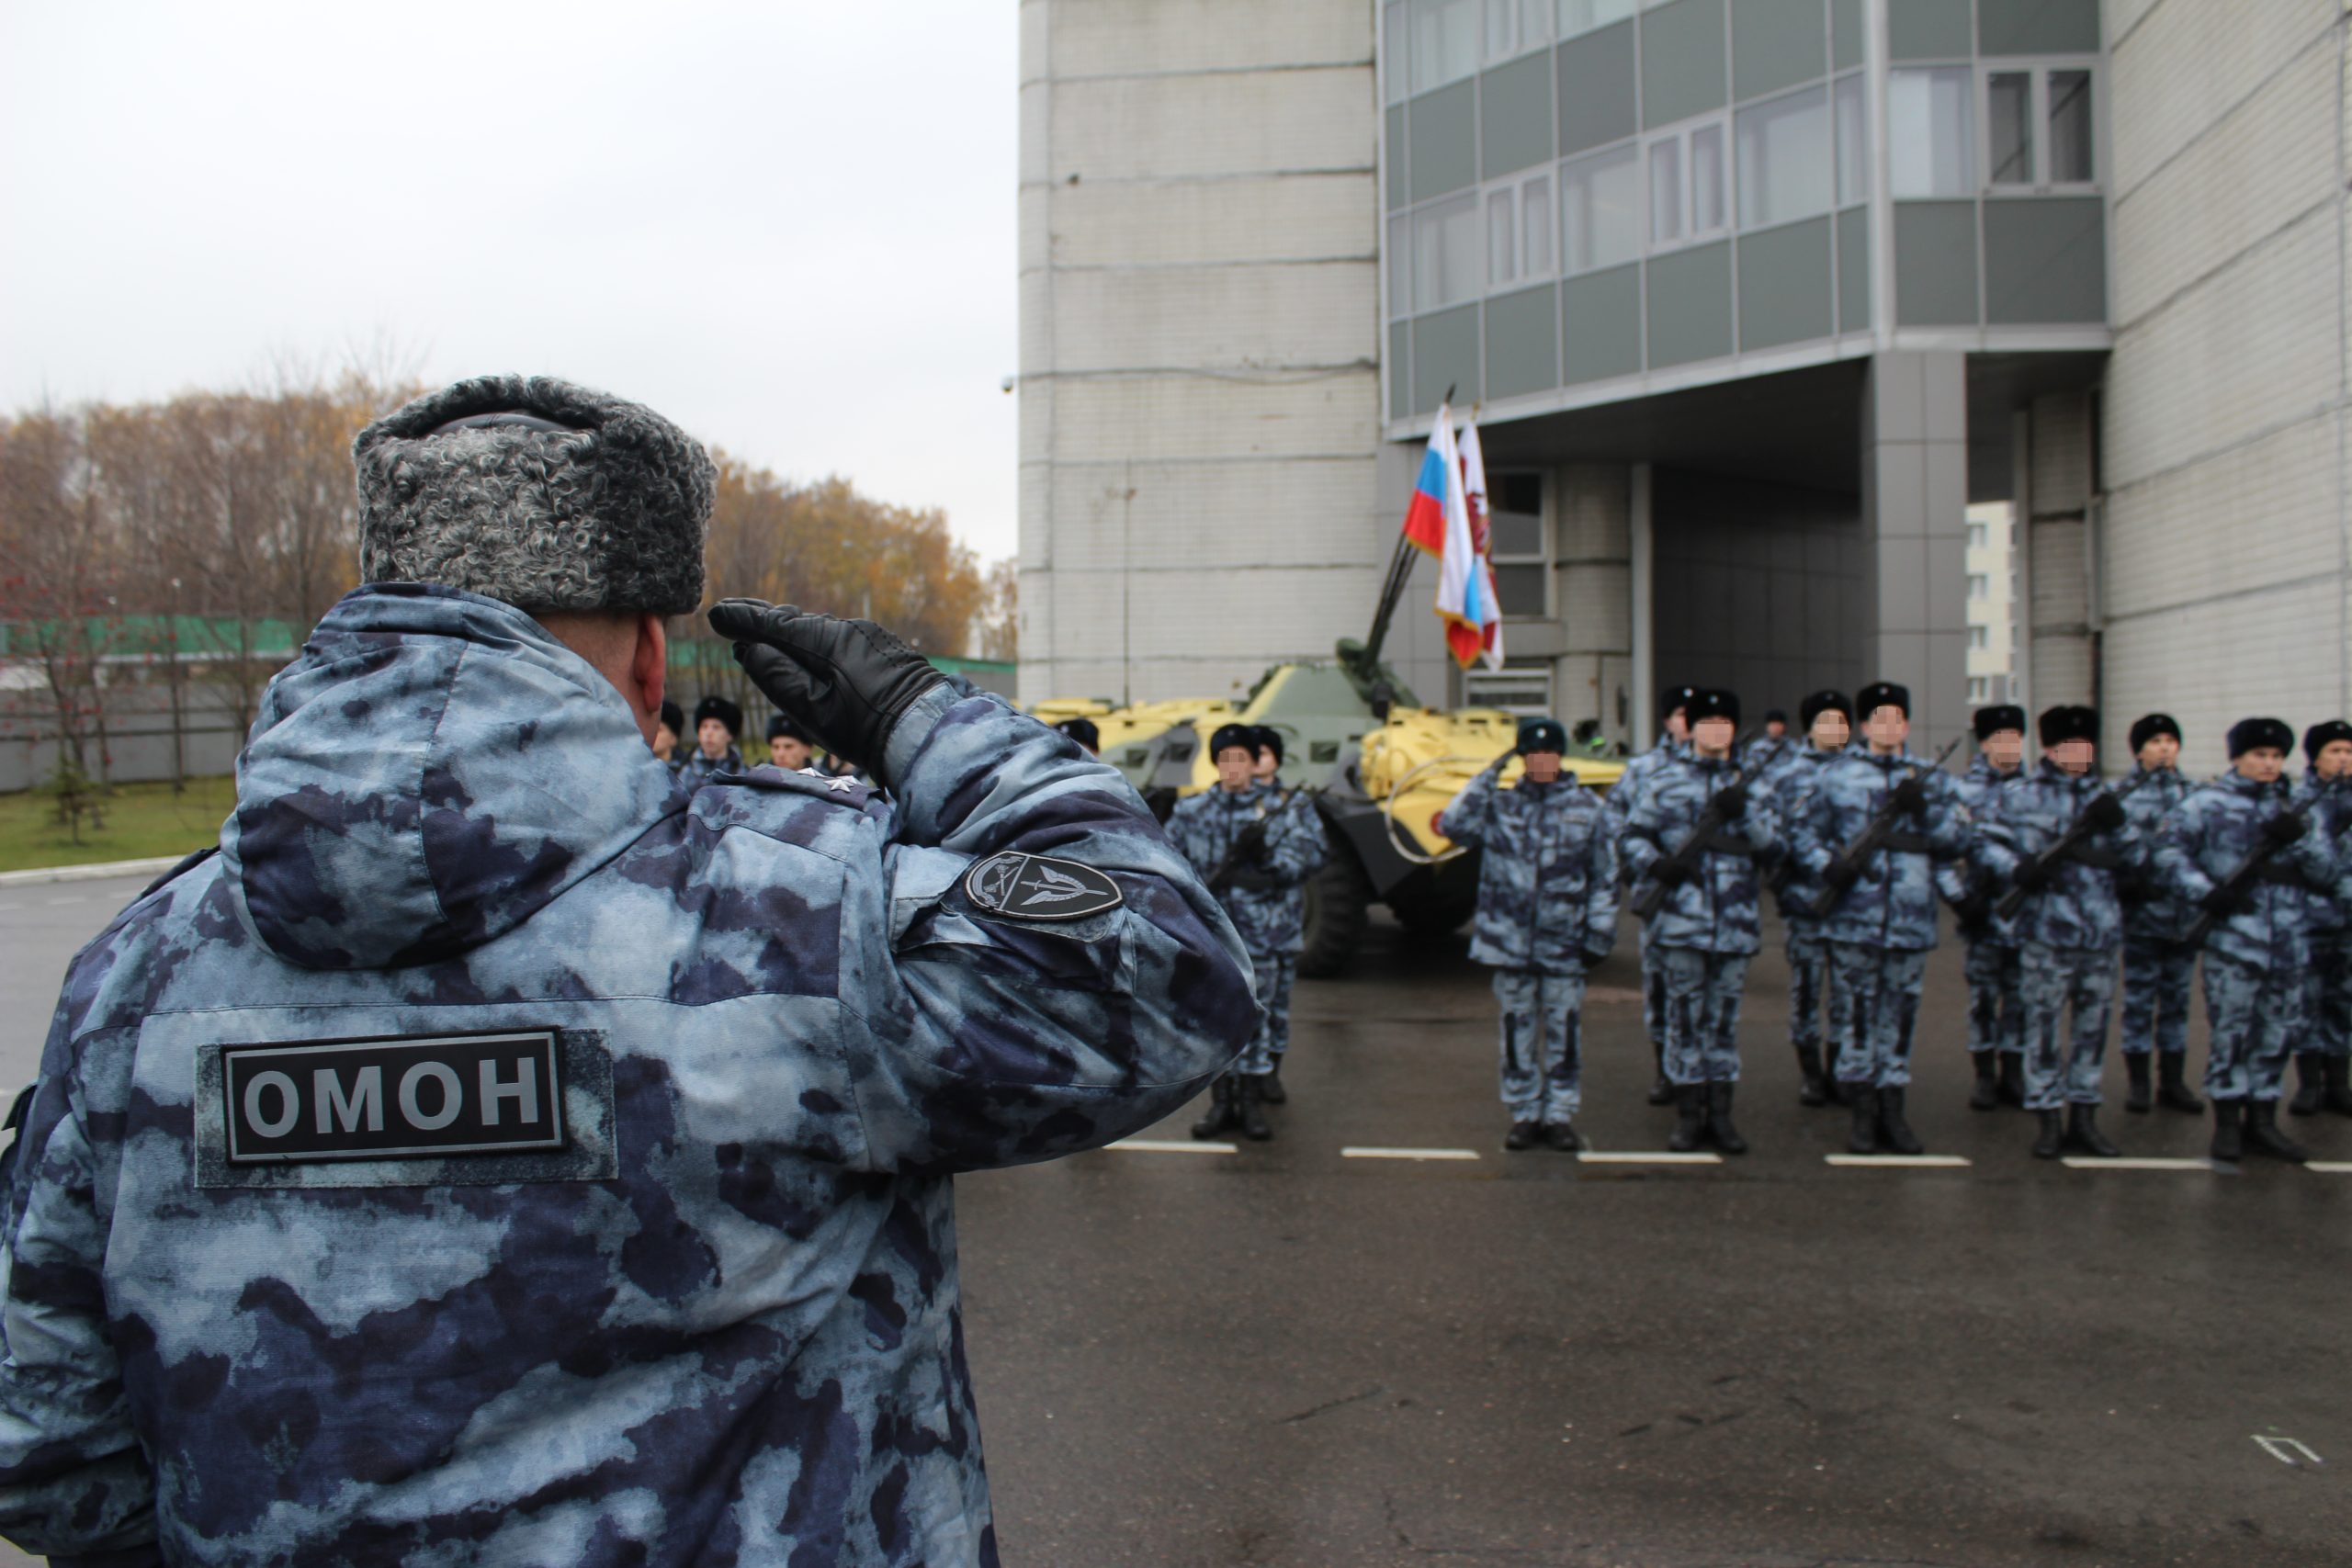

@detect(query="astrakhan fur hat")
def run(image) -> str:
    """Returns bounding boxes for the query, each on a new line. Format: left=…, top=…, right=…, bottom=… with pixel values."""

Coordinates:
left=354, top=374, right=715, bottom=615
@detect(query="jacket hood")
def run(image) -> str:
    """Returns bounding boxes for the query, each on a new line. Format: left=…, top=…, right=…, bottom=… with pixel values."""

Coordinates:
left=222, top=583, right=684, bottom=970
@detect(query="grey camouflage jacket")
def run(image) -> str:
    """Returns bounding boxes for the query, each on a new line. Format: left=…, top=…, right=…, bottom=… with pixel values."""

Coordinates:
left=2294, top=773, right=2352, bottom=934
left=1621, top=753, right=1777, bottom=955
left=0, top=584, right=1256, bottom=1567
left=1971, top=760, right=2142, bottom=952
left=1163, top=783, right=1328, bottom=957
left=1934, top=755, right=2023, bottom=945
left=2120, top=763, right=2196, bottom=943
left=1784, top=748, right=1971, bottom=951
left=1757, top=745, right=1836, bottom=919
left=2154, top=770, right=2339, bottom=972
left=1437, top=764, right=1620, bottom=974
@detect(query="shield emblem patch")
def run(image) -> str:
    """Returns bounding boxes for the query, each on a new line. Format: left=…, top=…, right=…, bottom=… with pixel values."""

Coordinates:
left=964, top=852, right=1125, bottom=921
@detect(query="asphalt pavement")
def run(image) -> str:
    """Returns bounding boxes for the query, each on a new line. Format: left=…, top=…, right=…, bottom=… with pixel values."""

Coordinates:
left=3, top=874, right=2347, bottom=1566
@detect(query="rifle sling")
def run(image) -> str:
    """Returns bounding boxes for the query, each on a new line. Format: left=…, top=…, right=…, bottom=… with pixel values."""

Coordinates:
left=1224, top=868, right=1283, bottom=893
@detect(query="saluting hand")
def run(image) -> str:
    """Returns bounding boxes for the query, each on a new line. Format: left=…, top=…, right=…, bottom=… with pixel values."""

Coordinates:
left=709, top=600, right=946, bottom=787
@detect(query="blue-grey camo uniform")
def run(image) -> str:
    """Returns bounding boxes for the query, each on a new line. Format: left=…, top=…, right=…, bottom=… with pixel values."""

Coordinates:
left=1622, top=754, right=1777, bottom=1086
left=1165, top=783, right=1324, bottom=1077
left=0, top=584, right=1256, bottom=1567
left=1785, top=749, right=1970, bottom=1089
left=1759, top=746, right=1846, bottom=1061
left=2119, top=763, right=2197, bottom=1057
left=1609, top=740, right=1683, bottom=1045
left=1939, top=756, right=2026, bottom=1062
left=673, top=742, right=744, bottom=786
left=2294, top=773, right=2352, bottom=1061
left=2154, top=771, right=2339, bottom=1102
left=1973, top=762, right=2142, bottom=1111
left=1438, top=763, right=1620, bottom=1126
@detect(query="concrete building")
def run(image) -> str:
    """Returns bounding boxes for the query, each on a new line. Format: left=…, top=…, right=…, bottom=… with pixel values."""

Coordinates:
left=1964, top=499, right=2015, bottom=704
left=1017, top=0, right=2352, bottom=768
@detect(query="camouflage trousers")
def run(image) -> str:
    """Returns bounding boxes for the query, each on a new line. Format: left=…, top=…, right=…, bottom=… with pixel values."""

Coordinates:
left=2119, top=934, right=2195, bottom=1056
left=2303, top=928, right=2352, bottom=1059
left=1784, top=917, right=1844, bottom=1053
left=1492, top=968, right=1586, bottom=1123
left=1657, top=946, right=1750, bottom=1084
left=1641, top=922, right=1665, bottom=1043
left=1261, top=952, right=1298, bottom=1062
left=2204, top=953, right=2302, bottom=1102
left=1828, top=944, right=1930, bottom=1089
left=2018, top=943, right=2116, bottom=1111
left=1963, top=940, right=2025, bottom=1057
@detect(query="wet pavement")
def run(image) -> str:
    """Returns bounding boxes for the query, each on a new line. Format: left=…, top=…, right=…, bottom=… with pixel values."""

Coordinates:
left=4, top=875, right=2347, bottom=1565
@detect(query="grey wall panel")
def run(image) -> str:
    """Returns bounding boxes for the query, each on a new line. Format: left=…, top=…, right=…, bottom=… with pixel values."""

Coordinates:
left=1481, top=52, right=1553, bottom=178
left=1732, top=0, right=1827, bottom=103
left=1413, top=305, right=1482, bottom=413
left=1894, top=202, right=1979, bottom=326
left=1389, top=320, right=1411, bottom=420
left=1561, top=265, right=1643, bottom=384
left=1646, top=242, right=1735, bottom=367
left=1642, top=0, right=1728, bottom=130
left=1837, top=207, right=1870, bottom=331
left=1983, top=197, right=2107, bottom=324
left=1887, top=0, right=1972, bottom=60
left=1485, top=284, right=1560, bottom=400
left=1979, top=0, right=2099, bottom=55
left=1408, top=81, right=1477, bottom=202
left=1651, top=468, right=1865, bottom=716
left=1385, top=106, right=1406, bottom=209
left=1737, top=217, right=1834, bottom=351
left=1831, top=0, right=1862, bottom=70
left=1558, top=21, right=1637, bottom=154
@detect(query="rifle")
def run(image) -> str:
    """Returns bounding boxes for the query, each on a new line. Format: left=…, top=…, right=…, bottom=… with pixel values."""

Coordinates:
left=1991, top=770, right=2154, bottom=922
left=1630, top=762, right=1753, bottom=921
left=1804, top=734, right=1967, bottom=918
left=2180, top=778, right=2341, bottom=947
left=1205, top=782, right=1319, bottom=894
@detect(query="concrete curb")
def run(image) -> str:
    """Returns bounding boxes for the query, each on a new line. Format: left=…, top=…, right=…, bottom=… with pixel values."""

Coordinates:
left=0, top=855, right=189, bottom=889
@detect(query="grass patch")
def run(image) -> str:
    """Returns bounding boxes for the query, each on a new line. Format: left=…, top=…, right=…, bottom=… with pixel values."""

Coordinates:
left=0, top=776, right=236, bottom=874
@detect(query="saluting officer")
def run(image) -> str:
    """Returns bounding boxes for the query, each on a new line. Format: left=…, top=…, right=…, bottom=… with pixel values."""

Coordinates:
left=0, top=374, right=1258, bottom=1565
left=1168, top=723, right=1323, bottom=1142
left=1439, top=717, right=1620, bottom=1151
left=1786, top=682, right=1970, bottom=1156
left=2291, top=719, right=2352, bottom=1118
left=1972, top=705, right=2138, bottom=1159
left=1760, top=690, right=1852, bottom=1105
left=2117, top=714, right=2203, bottom=1114
left=1614, top=685, right=1697, bottom=1106
left=2154, top=717, right=2338, bottom=1163
left=1622, top=690, right=1776, bottom=1154
left=1941, top=705, right=2029, bottom=1111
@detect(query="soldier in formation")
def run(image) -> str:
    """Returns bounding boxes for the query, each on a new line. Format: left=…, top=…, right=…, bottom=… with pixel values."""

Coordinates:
left=1248, top=726, right=1323, bottom=1101
left=2117, top=714, right=2202, bottom=1114
left=1944, top=704, right=2029, bottom=1111
left=677, top=693, right=744, bottom=784
left=2291, top=720, right=2352, bottom=1117
left=1439, top=716, right=1619, bottom=1151
left=1759, top=690, right=1853, bottom=1106
left=1614, top=685, right=1697, bottom=1106
left=766, top=709, right=815, bottom=771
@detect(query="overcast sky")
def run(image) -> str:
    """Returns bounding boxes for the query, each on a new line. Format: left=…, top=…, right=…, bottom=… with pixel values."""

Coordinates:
left=0, top=3, right=1022, bottom=561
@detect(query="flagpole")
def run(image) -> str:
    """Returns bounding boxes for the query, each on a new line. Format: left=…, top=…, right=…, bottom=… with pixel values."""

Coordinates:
left=1361, top=389, right=1457, bottom=667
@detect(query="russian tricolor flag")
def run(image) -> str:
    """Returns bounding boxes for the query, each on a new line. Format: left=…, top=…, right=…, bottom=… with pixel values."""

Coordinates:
left=1399, top=402, right=1504, bottom=671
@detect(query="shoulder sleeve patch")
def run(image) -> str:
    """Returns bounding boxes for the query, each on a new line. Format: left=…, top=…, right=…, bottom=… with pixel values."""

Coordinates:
left=964, top=851, right=1125, bottom=921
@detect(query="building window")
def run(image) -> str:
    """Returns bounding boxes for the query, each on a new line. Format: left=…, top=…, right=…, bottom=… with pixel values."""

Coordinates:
left=1487, top=470, right=1549, bottom=618
left=1889, top=67, right=1974, bottom=198
left=1485, top=0, right=1553, bottom=61
left=1987, top=72, right=2033, bottom=186
left=1387, top=215, right=1411, bottom=318
left=1833, top=73, right=1867, bottom=208
left=1968, top=676, right=1989, bottom=703
left=1557, top=0, right=1634, bottom=40
left=1968, top=521, right=1987, bottom=549
left=1967, top=626, right=1988, bottom=649
left=1385, top=4, right=1409, bottom=104
left=2049, top=70, right=2094, bottom=183
left=1413, top=194, right=1480, bottom=310
left=1487, top=172, right=1555, bottom=288
left=1560, top=142, right=1641, bottom=273
left=1409, top=0, right=1482, bottom=93
left=1982, top=65, right=2098, bottom=190
left=1647, top=117, right=1728, bottom=250
left=1465, top=660, right=1556, bottom=715
left=1736, top=85, right=1831, bottom=231
left=1968, top=572, right=1989, bottom=600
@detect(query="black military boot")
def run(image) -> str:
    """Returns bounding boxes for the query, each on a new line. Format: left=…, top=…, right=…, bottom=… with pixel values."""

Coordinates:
left=1996, top=1053, right=2026, bottom=1109
left=2326, top=1054, right=2352, bottom=1116
left=2289, top=1052, right=2326, bottom=1117
left=1706, top=1082, right=1748, bottom=1156
left=1969, top=1052, right=2000, bottom=1111
left=1847, top=1086, right=1880, bottom=1155
left=2065, top=1103, right=2120, bottom=1158
left=1824, top=1038, right=1852, bottom=1103
left=1667, top=1084, right=1707, bottom=1152
left=2209, top=1098, right=2245, bottom=1162
left=1796, top=1045, right=1827, bottom=1107
left=1190, top=1076, right=1235, bottom=1140
left=1877, top=1087, right=1925, bottom=1156
left=1504, top=1119, right=1543, bottom=1152
left=2123, top=1054, right=2153, bottom=1115
left=1544, top=1121, right=1582, bottom=1153
left=1234, top=1075, right=1272, bottom=1143
left=2156, top=1051, right=2204, bottom=1112
left=1647, top=1039, right=1674, bottom=1106
left=2242, top=1098, right=2309, bottom=1164
left=2030, top=1108, right=2065, bottom=1160
left=1259, top=1061, right=1287, bottom=1106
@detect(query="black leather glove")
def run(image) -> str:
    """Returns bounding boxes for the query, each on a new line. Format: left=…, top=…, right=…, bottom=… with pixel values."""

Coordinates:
left=1953, top=892, right=1992, bottom=929
left=1656, top=858, right=1696, bottom=887
left=1574, top=948, right=1598, bottom=971
left=1889, top=775, right=1928, bottom=819
left=2201, top=883, right=2251, bottom=916
left=707, top=600, right=946, bottom=785
left=2012, top=854, right=2054, bottom=892
left=2263, top=811, right=2308, bottom=845
left=1825, top=860, right=1861, bottom=891
left=1713, top=782, right=1749, bottom=818
left=2084, top=793, right=2126, bottom=832
left=1232, top=819, right=1271, bottom=864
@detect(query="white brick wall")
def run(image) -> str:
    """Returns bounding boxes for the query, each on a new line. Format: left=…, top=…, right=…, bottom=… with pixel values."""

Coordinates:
left=2107, top=0, right=2335, bottom=197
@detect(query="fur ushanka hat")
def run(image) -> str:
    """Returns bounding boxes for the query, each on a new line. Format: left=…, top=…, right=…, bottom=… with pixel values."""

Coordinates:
left=353, top=375, right=716, bottom=615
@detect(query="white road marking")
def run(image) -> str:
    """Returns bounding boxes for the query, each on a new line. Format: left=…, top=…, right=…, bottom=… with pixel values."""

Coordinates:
left=1341, top=1146, right=1480, bottom=1161
left=2062, top=1156, right=2214, bottom=1171
left=2254, top=1435, right=2323, bottom=1467
left=1577, top=1150, right=1722, bottom=1165
left=1823, top=1154, right=1973, bottom=1168
left=1110, top=1139, right=1235, bottom=1155
left=2307, top=1161, right=2352, bottom=1174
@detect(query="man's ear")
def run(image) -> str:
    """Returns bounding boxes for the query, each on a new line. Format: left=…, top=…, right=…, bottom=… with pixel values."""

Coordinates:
left=630, top=614, right=668, bottom=741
